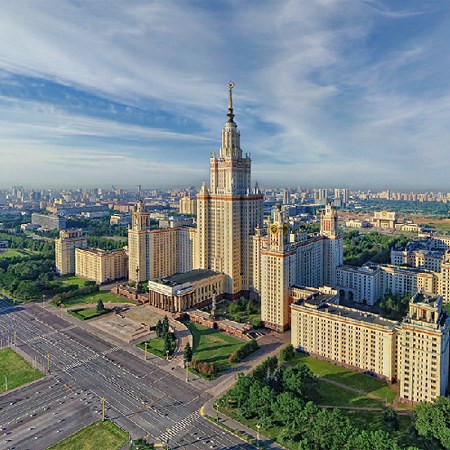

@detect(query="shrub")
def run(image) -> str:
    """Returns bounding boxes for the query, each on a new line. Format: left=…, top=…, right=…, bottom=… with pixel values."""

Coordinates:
left=191, top=359, right=217, bottom=376
left=228, top=339, right=259, bottom=364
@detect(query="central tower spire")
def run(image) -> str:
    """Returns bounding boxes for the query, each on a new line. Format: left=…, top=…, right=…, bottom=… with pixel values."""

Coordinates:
left=227, top=81, right=235, bottom=123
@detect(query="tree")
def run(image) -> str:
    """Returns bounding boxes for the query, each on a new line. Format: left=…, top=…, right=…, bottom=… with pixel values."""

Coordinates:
left=282, top=364, right=316, bottom=399
left=279, top=344, right=295, bottom=362
left=183, top=342, right=193, bottom=364
left=155, top=319, right=162, bottom=338
left=415, top=397, right=450, bottom=449
left=96, top=299, right=105, bottom=313
left=382, top=407, right=399, bottom=431
left=162, top=315, right=170, bottom=337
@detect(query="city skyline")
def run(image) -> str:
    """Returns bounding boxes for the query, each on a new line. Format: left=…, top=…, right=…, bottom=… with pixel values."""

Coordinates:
left=1, top=1, right=450, bottom=189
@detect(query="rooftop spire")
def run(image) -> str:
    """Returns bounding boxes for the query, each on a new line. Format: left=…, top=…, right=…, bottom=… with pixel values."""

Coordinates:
left=227, top=81, right=235, bottom=123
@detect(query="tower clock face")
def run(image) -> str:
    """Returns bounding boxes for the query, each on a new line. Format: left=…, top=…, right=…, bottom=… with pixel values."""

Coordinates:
left=270, top=224, right=278, bottom=235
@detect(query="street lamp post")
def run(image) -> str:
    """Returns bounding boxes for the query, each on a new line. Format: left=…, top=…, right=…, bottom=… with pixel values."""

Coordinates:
left=47, top=352, right=51, bottom=373
left=166, top=349, right=169, bottom=361
left=4, top=375, right=7, bottom=392
left=166, top=437, right=169, bottom=450
left=185, top=362, right=189, bottom=383
left=102, top=397, right=106, bottom=421
left=256, top=424, right=261, bottom=447
left=215, top=403, right=219, bottom=422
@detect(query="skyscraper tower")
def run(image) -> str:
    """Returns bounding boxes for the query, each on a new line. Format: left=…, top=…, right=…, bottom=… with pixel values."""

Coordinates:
left=321, top=203, right=343, bottom=286
left=128, top=201, right=151, bottom=282
left=196, top=82, right=264, bottom=296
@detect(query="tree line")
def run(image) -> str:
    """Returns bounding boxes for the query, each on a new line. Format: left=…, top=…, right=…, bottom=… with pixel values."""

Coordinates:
left=220, top=348, right=443, bottom=449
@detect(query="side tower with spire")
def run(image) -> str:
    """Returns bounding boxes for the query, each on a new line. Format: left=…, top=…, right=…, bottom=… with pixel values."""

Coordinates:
left=196, top=82, right=264, bottom=297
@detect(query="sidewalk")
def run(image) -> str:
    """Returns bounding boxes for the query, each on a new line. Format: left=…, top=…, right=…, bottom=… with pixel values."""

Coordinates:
left=201, top=398, right=285, bottom=449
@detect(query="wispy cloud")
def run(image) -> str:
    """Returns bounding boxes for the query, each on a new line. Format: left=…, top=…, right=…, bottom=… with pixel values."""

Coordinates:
left=0, top=0, right=449, bottom=189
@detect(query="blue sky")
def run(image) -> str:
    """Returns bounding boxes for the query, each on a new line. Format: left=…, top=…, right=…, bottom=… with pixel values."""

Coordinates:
left=0, top=0, right=449, bottom=190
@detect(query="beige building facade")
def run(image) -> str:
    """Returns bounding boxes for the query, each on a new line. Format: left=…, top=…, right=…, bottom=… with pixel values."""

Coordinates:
left=75, top=248, right=128, bottom=284
left=55, top=229, right=87, bottom=276
left=196, top=83, right=264, bottom=297
left=291, top=290, right=450, bottom=404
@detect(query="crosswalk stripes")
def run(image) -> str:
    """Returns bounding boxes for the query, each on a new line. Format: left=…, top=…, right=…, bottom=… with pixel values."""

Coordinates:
left=158, top=411, right=200, bottom=442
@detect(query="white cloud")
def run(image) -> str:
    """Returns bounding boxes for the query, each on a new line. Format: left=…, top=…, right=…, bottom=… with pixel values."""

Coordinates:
left=0, top=0, right=449, bottom=189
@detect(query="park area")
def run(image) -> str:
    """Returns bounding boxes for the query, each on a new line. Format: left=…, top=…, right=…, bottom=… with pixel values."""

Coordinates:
left=217, top=349, right=424, bottom=450
left=0, top=249, right=33, bottom=259
left=0, top=347, right=43, bottom=393
left=47, top=420, right=128, bottom=450
left=186, top=321, right=247, bottom=374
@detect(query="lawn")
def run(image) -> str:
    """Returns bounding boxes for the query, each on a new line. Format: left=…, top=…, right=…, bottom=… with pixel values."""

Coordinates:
left=313, top=379, right=383, bottom=408
left=47, top=420, right=129, bottom=450
left=59, top=275, right=88, bottom=287
left=186, top=321, right=246, bottom=373
left=137, top=337, right=166, bottom=358
left=68, top=307, right=111, bottom=321
left=61, top=291, right=135, bottom=307
left=292, top=353, right=396, bottom=404
left=0, top=249, right=28, bottom=259
left=0, top=348, right=43, bottom=393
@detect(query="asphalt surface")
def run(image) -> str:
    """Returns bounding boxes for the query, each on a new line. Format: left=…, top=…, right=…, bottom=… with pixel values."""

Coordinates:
left=0, top=299, right=254, bottom=450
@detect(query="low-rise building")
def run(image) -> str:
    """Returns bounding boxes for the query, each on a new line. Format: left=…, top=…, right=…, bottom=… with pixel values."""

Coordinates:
left=147, top=269, right=225, bottom=312
left=373, top=211, right=398, bottom=229
left=32, top=212, right=66, bottom=230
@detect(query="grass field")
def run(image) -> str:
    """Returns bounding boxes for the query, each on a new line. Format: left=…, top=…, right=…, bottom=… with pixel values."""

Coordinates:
left=293, top=353, right=396, bottom=403
left=68, top=307, right=111, bottom=321
left=0, top=348, right=43, bottom=393
left=47, top=420, right=128, bottom=450
left=313, top=379, right=383, bottom=407
left=137, top=337, right=166, bottom=358
left=0, top=249, right=28, bottom=259
left=59, top=276, right=88, bottom=287
left=186, top=321, right=245, bottom=373
left=61, top=291, right=134, bottom=307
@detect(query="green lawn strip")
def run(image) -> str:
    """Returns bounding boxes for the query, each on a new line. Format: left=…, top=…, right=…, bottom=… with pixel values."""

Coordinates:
left=186, top=321, right=246, bottom=372
left=47, top=420, right=129, bottom=450
left=0, top=348, right=43, bottom=393
left=292, top=353, right=396, bottom=403
left=61, top=291, right=134, bottom=307
left=0, top=249, right=28, bottom=259
left=59, top=276, right=88, bottom=287
left=137, top=338, right=166, bottom=359
left=313, top=380, right=384, bottom=408
left=68, top=307, right=111, bottom=321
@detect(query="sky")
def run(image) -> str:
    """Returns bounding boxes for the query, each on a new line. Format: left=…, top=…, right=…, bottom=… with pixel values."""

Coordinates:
left=0, top=0, right=450, bottom=191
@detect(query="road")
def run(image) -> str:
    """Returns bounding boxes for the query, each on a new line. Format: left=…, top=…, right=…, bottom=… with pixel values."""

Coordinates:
left=0, top=299, right=254, bottom=450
